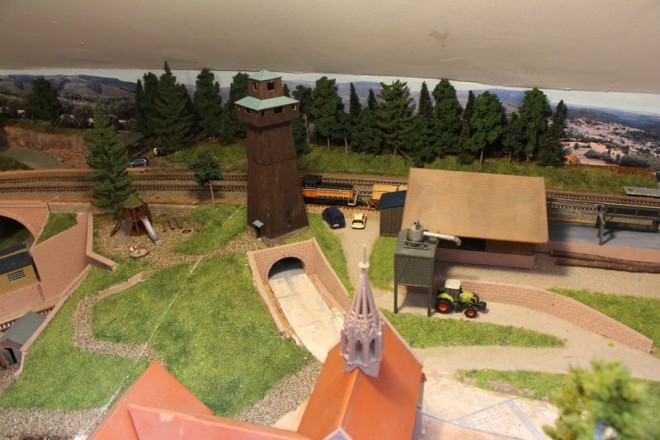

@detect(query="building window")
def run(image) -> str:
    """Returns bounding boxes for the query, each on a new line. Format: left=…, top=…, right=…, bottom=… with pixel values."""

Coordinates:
left=261, top=110, right=265, bottom=116
left=292, top=104, right=297, bottom=111
left=267, top=81, right=275, bottom=91
left=274, top=107, right=283, bottom=114
left=8, top=269, right=26, bottom=282
left=252, top=82, right=257, bottom=91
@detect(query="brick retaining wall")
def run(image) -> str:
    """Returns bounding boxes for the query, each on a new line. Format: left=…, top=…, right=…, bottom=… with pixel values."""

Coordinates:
left=458, top=279, right=654, bottom=352
left=248, top=239, right=350, bottom=338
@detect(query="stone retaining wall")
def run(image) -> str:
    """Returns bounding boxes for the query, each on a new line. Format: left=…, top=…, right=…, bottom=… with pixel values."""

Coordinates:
left=459, top=279, right=654, bottom=352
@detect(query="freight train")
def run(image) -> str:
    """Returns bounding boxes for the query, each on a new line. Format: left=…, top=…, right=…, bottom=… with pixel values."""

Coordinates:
left=301, top=175, right=358, bottom=206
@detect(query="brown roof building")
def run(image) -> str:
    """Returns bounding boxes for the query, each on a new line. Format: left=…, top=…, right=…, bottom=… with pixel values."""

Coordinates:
left=402, top=168, right=548, bottom=269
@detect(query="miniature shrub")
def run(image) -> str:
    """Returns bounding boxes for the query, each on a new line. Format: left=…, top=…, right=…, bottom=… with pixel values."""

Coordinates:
left=619, top=154, right=652, bottom=168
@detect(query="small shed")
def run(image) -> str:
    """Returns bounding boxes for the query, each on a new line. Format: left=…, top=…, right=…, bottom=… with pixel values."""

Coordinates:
left=0, top=244, right=38, bottom=294
left=0, top=311, right=45, bottom=367
left=377, top=190, right=406, bottom=236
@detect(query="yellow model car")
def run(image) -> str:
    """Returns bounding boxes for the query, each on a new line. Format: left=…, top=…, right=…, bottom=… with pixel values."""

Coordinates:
left=351, top=212, right=367, bottom=229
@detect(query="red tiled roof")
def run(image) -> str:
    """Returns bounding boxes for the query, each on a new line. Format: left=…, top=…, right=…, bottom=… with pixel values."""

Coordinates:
left=297, top=323, right=424, bottom=439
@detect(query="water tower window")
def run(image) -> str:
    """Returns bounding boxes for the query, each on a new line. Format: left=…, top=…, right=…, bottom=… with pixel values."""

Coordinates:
left=267, top=81, right=275, bottom=91
left=252, top=82, right=257, bottom=91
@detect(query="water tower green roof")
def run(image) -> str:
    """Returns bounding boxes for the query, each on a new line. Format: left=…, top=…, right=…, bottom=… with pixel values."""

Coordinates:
left=249, top=70, right=281, bottom=81
left=235, top=96, right=298, bottom=111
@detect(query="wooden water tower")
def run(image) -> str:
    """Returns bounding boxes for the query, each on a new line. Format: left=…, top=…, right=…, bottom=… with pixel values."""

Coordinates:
left=235, top=70, right=308, bottom=241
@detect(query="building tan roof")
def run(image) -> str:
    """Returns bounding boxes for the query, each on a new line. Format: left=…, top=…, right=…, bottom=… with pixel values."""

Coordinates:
left=402, top=168, right=548, bottom=244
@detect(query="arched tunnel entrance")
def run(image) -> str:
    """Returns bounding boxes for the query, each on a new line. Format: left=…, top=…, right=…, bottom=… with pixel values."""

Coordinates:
left=0, top=216, right=34, bottom=249
left=267, top=256, right=343, bottom=361
left=0, top=215, right=39, bottom=297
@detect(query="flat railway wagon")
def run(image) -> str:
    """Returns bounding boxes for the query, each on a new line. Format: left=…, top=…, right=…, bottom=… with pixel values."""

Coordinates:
left=301, top=175, right=358, bottom=206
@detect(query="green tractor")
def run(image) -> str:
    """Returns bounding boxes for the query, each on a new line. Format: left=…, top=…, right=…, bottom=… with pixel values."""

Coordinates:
left=434, top=279, right=487, bottom=318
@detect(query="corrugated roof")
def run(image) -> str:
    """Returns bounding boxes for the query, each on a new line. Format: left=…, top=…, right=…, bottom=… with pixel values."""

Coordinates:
left=377, top=190, right=407, bottom=210
left=0, top=311, right=44, bottom=346
left=235, top=96, right=298, bottom=111
left=402, top=168, right=548, bottom=243
left=249, top=70, right=281, bottom=81
left=0, top=251, right=33, bottom=275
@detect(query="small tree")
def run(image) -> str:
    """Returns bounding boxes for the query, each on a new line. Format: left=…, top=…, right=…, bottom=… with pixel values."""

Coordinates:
left=153, top=62, right=195, bottom=154
left=544, top=360, right=652, bottom=440
left=85, top=104, right=135, bottom=216
left=193, top=68, right=222, bottom=140
left=469, top=91, right=504, bottom=168
left=189, top=150, right=222, bottom=206
left=376, top=80, right=415, bottom=158
left=27, top=77, right=62, bottom=123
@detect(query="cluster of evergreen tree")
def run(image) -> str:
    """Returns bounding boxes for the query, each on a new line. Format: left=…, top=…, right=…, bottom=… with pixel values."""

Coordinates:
left=134, top=63, right=248, bottom=155
left=295, top=77, right=568, bottom=167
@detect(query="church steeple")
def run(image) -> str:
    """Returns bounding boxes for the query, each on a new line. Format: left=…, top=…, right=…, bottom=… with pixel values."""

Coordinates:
left=340, top=246, right=384, bottom=377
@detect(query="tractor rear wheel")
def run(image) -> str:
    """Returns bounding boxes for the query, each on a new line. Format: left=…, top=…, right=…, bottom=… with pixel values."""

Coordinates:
left=464, top=307, right=478, bottom=318
left=435, top=299, right=453, bottom=314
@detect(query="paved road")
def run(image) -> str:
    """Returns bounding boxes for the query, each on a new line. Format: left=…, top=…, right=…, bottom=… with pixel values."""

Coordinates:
left=549, top=220, right=660, bottom=249
left=0, top=145, right=69, bottom=169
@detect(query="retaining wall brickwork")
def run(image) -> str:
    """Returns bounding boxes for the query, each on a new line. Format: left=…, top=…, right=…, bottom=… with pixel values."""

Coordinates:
left=458, top=279, right=654, bottom=353
left=0, top=200, right=50, bottom=238
left=248, top=239, right=351, bottom=337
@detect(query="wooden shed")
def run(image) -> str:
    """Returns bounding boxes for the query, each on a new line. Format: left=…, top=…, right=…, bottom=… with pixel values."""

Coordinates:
left=377, top=190, right=406, bottom=236
left=0, top=244, right=38, bottom=295
left=402, top=168, right=548, bottom=269
left=0, top=311, right=45, bottom=367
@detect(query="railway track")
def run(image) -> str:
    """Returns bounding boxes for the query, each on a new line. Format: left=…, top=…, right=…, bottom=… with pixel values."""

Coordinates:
left=1, top=170, right=658, bottom=210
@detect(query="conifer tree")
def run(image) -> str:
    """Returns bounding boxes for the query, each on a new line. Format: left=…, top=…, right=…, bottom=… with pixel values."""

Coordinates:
left=518, top=87, right=551, bottom=161
left=502, top=112, right=526, bottom=162
left=349, top=83, right=362, bottom=125
left=85, top=104, right=135, bottom=216
left=27, top=77, right=62, bottom=123
left=310, top=76, right=344, bottom=149
left=153, top=62, right=194, bottom=154
left=432, top=79, right=463, bottom=155
left=463, top=90, right=475, bottom=123
left=367, top=89, right=377, bottom=111
left=135, top=72, right=159, bottom=137
left=351, top=106, right=382, bottom=155
left=409, top=82, right=437, bottom=165
left=220, top=72, right=249, bottom=143
left=193, top=68, right=222, bottom=140
left=293, top=84, right=313, bottom=143
left=376, top=80, right=415, bottom=157
left=469, top=91, right=504, bottom=168
left=538, top=100, right=568, bottom=166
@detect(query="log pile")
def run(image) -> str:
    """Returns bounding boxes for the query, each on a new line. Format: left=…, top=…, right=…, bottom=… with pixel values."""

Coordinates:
left=551, top=250, right=660, bottom=273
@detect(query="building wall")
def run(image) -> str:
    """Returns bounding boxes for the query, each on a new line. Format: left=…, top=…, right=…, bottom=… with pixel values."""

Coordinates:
left=248, top=239, right=351, bottom=337
left=457, top=279, right=653, bottom=352
left=379, top=207, right=403, bottom=236
left=436, top=248, right=536, bottom=269
left=0, top=264, right=37, bottom=293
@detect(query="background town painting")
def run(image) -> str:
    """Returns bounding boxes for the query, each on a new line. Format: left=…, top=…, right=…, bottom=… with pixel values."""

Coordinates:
left=1, top=68, right=659, bottom=165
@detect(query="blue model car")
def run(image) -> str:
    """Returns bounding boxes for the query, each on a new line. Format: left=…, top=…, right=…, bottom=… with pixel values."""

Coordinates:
left=322, top=207, right=345, bottom=229
left=128, top=157, right=149, bottom=167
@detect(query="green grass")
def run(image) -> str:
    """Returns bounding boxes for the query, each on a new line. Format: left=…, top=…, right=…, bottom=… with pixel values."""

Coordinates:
left=0, top=261, right=150, bottom=409
left=368, top=236, right=397, bottom=289
left=455, top=369, right=660, bottom=436
left=381, top=310, right=564, bottom=348
left=38, top=213, right=78, bottom=243
left=551, top=288, right=660, bottom=350
left=284, top=213, right=351, bottom=292
left=92, top=254, right=311, bottom=415
left=172, top=204, right=247, bottom=255
left=296, top=146, right=655, bottom=195
left=0, top=157, right=32, bottom=171
left=165, top=142, right=248, bottom=174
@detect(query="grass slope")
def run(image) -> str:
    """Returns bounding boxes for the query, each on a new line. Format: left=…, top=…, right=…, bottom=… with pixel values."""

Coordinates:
left=172, top=204, right=247, bottom=255
left=92, top=254, right=311, bottom=415
left=38, top=213, right=78, bottom=243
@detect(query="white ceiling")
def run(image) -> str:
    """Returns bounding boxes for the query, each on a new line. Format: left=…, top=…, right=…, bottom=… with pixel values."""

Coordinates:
left=1, top=0, right=659, bottom=94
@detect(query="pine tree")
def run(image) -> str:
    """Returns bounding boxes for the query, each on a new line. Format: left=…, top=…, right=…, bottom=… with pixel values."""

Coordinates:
left=85, top=104, right=135, bottom=216
left=310, top=76, right=344, bottom=149
left=433, top=79, right=463, bottom=155
left=349, top=83, right=362, bottom=125
left=367, top=89, right=377, bottom=110
left=463, top=90, right=475, bottom=123
left=376, top=80, right=415, bottom=157
left=518, top=87, right=551, bottom=161
left=538, top=100, right=568, bottom=166
left=220, top=72, right=249, bottom=143
left=189, top=150, right=222, bottom=206
left=502, top=112, right=526, bottom=162
left=469, top=91, right=504, bottom=168
left=135, top=72, right=159, bottom=137
left=408, top=82, right=436, bottom=165
left=193, top=68, right=222, bottom=140
left=293, top=84, right=313, bottom=143
left=27, top=77, right=62, bottom=123
left=351, top=107, right=382, bottom=155
left=153, top=62, right=194, bottom=154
